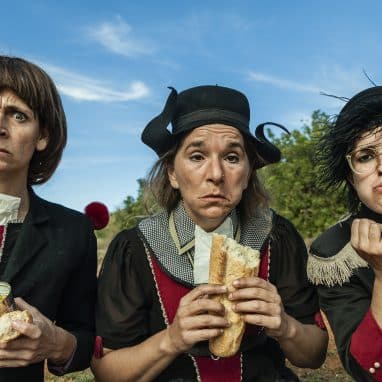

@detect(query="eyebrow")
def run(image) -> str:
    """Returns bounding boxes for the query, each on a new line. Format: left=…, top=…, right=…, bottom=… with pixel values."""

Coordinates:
left=354, top=142, right=382, bottom=151
left=184, top=140, right=245, bottom=151
left=0, top=97, right=34, bottom=118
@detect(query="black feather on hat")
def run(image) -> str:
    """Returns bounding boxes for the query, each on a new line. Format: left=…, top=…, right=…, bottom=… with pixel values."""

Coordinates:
left=141, top=85, right=289, bottom=168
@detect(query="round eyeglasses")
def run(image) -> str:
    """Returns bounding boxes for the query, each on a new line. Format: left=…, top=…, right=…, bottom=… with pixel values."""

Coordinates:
left=346, top=147, right=382, bottom=175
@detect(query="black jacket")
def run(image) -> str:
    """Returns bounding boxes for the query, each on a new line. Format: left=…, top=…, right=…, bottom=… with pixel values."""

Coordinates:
left=0, top=189, right=97, bottom=382
left=309, top=210, right=376, bottom=382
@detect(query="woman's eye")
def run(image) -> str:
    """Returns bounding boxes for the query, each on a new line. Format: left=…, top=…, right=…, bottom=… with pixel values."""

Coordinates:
left=355, top=150, right=375, bottom=163
left=226, top=154, right=239, bottom=163
left=190, top=153, right=204, bottom=161
left=14, top=112, right=27, bottom=122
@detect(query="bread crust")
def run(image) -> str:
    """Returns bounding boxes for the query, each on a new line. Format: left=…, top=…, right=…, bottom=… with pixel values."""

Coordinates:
left=0, top=310, right=32, bottom=343
left=209, top=234, right=259, bottom=357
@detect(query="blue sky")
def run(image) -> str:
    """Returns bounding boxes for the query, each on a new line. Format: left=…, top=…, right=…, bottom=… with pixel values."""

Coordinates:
left=1, top=0, right=382, bottom=212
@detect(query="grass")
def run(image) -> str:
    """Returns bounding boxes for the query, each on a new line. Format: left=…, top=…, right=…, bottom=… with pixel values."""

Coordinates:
left=45, top=369, right=94, bottom=382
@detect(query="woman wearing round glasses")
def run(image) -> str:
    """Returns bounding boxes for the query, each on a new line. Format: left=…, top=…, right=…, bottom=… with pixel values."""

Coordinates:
left=308, top=86, right=382, bottom=382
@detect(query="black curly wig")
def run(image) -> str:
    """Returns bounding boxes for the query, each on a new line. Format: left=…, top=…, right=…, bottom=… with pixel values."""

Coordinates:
left=317, top=86, right=382, bottom=212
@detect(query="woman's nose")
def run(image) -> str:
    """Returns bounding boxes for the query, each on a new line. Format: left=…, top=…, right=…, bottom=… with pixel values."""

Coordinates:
left=207, top=158, right=225, bottom=183
left=0, top=116, right=7, bottom=137
left=377, top=154, right=382, bottom=173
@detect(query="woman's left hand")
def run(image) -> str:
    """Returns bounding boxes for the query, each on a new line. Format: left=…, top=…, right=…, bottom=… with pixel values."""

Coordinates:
left=229, top=277, right=289, bottom=340
left=0, top=297, right=76, bottom=368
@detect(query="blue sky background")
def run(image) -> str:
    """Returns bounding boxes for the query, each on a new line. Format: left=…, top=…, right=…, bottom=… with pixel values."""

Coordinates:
left=1, top=0, right=382, bottom=212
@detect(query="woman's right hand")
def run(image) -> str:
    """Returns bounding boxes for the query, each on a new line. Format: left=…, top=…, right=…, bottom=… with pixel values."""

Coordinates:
left=351, top=218, right=382, bottom=278
left=163, top=284, right=229, bottom=355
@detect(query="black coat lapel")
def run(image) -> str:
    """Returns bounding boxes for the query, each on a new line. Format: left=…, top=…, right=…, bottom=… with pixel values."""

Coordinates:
left=2, top=189, right=49, bottom=283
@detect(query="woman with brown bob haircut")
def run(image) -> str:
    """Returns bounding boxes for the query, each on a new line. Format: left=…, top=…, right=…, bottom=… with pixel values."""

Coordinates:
left=0, top=56, right=97, bottom=382
left=93, top=85, right=328, bottom=382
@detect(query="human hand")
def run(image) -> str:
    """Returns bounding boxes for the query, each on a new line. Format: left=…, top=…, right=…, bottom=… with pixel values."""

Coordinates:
left=351, top=218, right=382, bottom=278
left=0, top=298, right=76, bottom=367
left=164, top=284, right=229, bottom=355
left=228, top=277, right=291, bottom=340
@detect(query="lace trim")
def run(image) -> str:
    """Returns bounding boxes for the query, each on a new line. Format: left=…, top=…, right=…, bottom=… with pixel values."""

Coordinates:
left=307, top=242, right=368, bottom=286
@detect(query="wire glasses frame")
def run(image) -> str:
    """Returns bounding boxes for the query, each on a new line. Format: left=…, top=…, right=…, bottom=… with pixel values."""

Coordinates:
left=346, top=148, right=382, bottom=175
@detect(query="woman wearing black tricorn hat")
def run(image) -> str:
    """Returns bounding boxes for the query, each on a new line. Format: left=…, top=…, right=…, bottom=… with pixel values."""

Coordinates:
left=92, top=85, right=328, bottom=381
left=308, top=86, right=382, bottom=382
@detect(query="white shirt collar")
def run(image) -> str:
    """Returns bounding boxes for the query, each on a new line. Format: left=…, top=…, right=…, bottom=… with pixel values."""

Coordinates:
left=0, top=193, right=21, bottom=225
left=193, top=217, right=233, bottom=284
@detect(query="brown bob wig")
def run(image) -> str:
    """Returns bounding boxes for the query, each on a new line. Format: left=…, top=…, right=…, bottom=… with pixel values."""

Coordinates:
left=0, top=56, right=67, bottom=185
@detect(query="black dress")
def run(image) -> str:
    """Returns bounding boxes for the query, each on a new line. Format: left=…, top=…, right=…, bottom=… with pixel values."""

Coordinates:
left=96, top=204, right=319, bottom=382
left=308, top=205, right=382, bottom=382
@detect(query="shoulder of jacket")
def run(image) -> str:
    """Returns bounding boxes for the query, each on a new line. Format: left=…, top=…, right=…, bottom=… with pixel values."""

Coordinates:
left=307, top=215, right=368, bottom=286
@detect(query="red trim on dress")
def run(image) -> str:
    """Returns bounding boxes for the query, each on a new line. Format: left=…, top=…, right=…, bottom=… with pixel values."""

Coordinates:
left=149, top=245, right=270, bottom=381
left=150, top=255, right=241, bottom=381
left=258, top=244, right=269, bottom=280
left=0, top=225, right=5, bottom=254
left=93, top=336, right=104, bottom=359
left=350, top=309, right=382, bottom=381
left=246, top=244, right=269, bottom=336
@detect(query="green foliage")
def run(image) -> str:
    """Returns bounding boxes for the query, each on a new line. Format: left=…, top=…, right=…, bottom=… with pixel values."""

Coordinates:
left=259, top=110, right=347, bottom=239
left=113, top=178, right=158, bottom=231
left=46, top=368, right=94, bottom=381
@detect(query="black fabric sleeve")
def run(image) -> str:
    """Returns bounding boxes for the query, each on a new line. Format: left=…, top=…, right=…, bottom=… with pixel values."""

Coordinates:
left=318, top=271, right=376, bottom=382
left=96, top=228, right=151, bottom=349
left=49, top=217, right=97, bottom=374
left=269, top=214, right=319, bottom=324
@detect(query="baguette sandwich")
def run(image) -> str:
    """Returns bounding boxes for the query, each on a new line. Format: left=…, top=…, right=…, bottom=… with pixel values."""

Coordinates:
left=209, top=234, right=260, bottom=357
left=0, top=310, right=32, bottom=343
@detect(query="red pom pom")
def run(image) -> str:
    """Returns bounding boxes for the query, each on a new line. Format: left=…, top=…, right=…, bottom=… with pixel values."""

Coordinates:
left=84, top=202, right=109, bottom=230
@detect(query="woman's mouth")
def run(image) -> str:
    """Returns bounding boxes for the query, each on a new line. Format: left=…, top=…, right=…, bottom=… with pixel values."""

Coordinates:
left=201, top=194, right=226, bottom=201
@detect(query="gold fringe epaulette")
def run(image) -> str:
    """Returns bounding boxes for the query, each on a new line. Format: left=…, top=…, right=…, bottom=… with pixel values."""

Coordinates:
left=307, top=242, right=368, bottom=287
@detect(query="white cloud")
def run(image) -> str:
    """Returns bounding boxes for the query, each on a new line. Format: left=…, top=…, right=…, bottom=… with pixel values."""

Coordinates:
left=249, top=66, right=371, bottom=100
left=39, top=62, right=150, bottom=102
left=248, top=66, right=374, bottom=112
left=87, top=16, right=154, bottom=57
left=249, top=71, right=322, bottom=94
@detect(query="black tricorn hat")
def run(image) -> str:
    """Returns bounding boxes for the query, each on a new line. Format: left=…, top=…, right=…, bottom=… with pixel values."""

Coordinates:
left=141, top=85, right=289, bottom=168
